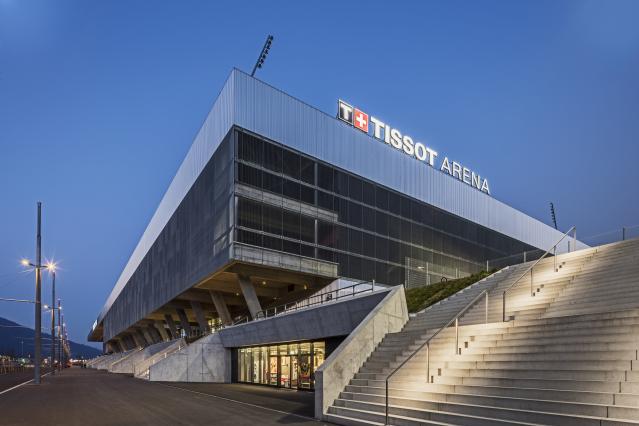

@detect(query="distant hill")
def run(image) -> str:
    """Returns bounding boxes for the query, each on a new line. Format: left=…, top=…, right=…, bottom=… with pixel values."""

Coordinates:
left=0, top=317, right=101, bottom=359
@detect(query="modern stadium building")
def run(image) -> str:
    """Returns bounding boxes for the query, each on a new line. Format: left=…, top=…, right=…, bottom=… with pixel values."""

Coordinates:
left=87, top=68, right=639, bottom=426
left=87, top=68, right=579, bottom=389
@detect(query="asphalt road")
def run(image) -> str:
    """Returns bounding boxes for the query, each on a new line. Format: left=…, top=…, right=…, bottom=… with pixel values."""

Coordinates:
left=0, top=367, right=334, bottom=426
left=0, top=368, right=52, bottom=393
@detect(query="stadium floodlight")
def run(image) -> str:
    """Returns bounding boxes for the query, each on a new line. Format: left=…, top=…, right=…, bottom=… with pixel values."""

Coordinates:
left=251, top=35, right=274, bottom=77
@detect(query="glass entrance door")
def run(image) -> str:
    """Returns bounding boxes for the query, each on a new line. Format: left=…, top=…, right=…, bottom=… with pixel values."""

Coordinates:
left=279, top=356, right=290, bottom=388
left=269, top=356, right=278, bottom=386
left=290, top=356, right=299, bottom=388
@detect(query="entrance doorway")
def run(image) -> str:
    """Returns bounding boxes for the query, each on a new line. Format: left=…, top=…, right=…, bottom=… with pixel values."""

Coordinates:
left=238, top=341, right=325, bottom=390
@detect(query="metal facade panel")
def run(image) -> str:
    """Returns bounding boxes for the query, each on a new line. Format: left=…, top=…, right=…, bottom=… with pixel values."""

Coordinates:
left=96, top=71, right=236, bottom=324
left=231, top=70, right=577, bottom=255
left=95, top=68, right=584, bottom=334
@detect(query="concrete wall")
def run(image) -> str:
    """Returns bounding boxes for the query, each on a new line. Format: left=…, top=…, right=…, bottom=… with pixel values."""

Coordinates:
left=217, top=289, right=389, bottom=348
left=148, top=333, right=230, bottom=383
left=109, top=340, right=174, bottom=374
left=314, top=286, right=408, bottom=420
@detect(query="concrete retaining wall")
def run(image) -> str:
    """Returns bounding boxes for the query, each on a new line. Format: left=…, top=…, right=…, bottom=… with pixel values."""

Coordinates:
left=218, top=289, right=388, bottom=348
left=314, top=286, right=408, bottom=420
left=109, top=340, right=174, bottom=374
left=148, top=333, right=230, bottom=382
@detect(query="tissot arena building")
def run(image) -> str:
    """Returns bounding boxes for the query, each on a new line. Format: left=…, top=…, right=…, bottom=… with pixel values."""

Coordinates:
left=88, top=69, right=573, bottom=392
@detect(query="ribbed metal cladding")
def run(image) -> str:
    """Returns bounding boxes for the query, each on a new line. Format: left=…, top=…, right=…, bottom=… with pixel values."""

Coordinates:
left=231, top=69, right=578, bottom=253
left=94, top=68, right=582, bottom=331
left=96, top=71, right=236, bottom=324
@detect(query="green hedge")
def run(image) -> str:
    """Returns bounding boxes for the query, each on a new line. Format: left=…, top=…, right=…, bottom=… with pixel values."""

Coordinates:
left=405, top=270, right=496, bottom=313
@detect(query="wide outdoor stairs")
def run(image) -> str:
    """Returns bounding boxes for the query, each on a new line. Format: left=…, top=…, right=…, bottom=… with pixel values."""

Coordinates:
left=326, top=238, right=639, bottom=426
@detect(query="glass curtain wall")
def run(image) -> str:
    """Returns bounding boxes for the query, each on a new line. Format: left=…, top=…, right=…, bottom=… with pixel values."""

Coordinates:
left=238, top=341, right=325, bottom=390
left=233, top=128, right=537, bottom=286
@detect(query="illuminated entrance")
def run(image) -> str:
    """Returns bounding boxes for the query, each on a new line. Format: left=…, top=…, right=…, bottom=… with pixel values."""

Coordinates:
left=238, top=341, right=325, bottom=390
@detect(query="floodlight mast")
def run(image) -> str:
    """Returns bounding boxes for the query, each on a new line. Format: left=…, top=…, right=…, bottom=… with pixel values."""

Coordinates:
left=251, top=35, right=274, bottom=77
left=550, top=202, right=558, bottom=230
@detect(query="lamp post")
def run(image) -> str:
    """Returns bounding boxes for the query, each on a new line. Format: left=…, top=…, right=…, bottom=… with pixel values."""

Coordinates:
left=49, top=269, right=56, bottom=374
left=20, top=202, right=58, bottom=384
left=57, top=299, right=62, bottom=372
left=20, top=202, right=43, bottom=384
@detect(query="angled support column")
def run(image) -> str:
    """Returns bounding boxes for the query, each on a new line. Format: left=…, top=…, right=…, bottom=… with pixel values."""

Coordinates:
left=116, top=337, right=128, bottom=351
left=238, top=275, right=263, bottom=319
left=113, top=340, right=124, bottom=353
left=135, top=330, right=149, bottom=347
left=164, top=314, right=178, bottom=339
left=190, top=301, right=210, bottom=334
left=210, top=291, right=233, bottom=326
left=154, top=321, right=170, bottom=341
left=176, top=308, right=192, bottom=337
left=131, top=332, right=144, bottom=348
left=142, top=328, right=155, bottom=345
left=147, top=326, right=162, bottom=344
left=127, top=334, right=139, bottom=349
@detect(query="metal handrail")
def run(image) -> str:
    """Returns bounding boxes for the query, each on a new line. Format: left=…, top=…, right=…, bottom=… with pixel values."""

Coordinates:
left=385, top=287, right=490, bottom=424
left=254, top=280, right=375, bottom=320
left=228, top=280, right=377, bottom=327
left=502, top=226, right=577, bottom=322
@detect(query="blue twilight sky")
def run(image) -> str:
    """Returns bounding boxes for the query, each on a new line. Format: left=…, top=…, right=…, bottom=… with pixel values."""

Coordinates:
left=1, top=1, right=638, bottom=347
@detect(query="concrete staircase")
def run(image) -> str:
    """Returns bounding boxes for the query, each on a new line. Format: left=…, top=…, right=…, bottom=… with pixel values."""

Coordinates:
left=325, top=238, right=639, bottom=426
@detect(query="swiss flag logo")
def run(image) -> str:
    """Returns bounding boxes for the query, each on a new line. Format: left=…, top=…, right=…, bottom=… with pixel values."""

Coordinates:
left=353, top=109, right=369, bottom=133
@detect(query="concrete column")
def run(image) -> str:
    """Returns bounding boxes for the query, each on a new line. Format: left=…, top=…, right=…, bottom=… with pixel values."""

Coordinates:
left=190, top=301, right=210, bottom=334
left=164, top=314, right=178, bottom=339
left=127, top=334, right=139, bottom=349
left=238, top=275, right=263, bottom=319
left=210, top=291, right=233, bottom=325
left=139, top=329, right=153, bottom=346
left=131, top=331, right=145, bottom=348
left=176, top=308, right=192, bottom=336
left=106, top=342, right=117, bottom=353
left=116, top=337, right=128, bottom=351
left=147, top=326, right=162, bottom=344
left=154, top=321, right=170, bottom=341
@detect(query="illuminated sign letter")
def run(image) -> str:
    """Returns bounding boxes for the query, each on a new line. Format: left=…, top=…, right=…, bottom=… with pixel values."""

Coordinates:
left=338, top=100, right=353, bottom=125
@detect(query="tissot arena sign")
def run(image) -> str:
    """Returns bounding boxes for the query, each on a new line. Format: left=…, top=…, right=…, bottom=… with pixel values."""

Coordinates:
left=338, top=100, right=490, bottom=195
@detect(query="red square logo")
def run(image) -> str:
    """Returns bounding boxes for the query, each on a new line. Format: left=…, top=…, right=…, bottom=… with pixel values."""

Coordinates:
left=353, top=109, right=369, bottom=133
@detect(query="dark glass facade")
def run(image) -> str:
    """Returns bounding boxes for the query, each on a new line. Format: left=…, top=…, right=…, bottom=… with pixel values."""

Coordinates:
left=233, top=128, right=536, bottom=286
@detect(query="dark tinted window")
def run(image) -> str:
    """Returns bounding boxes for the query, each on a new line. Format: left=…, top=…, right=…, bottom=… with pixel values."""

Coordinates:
left=282, top=150, right=300, bottom=180
left=318, top=221, right=335, bottom=248
left=263, top=172, right=282, bottom=195
left=300, top=215, right=315, bottom=243
left=237, top=163, right=261, bottom=188
left=300, top=185, right=315, bottom=205
left=362, top=181, right=375, bottom=206
left=300, top=157, right=315, bottom=185
left=283, top=179, right=300, bottom=200
left=263, top=143, right=282, bottom=173
left=237, top=198, right=261, bottom=231
left=317, top=164, right=333, bottom=191
left=317, top=191, right=333, bottom=211
left=348, top=175, right=362, bottom=202
left=282, top=210, right=300, bottom=240
left=376, top=187, right=389, bottom=210
left=262, top=204, right=282, bottom=235
left=238, top=132, right=262, bottom=165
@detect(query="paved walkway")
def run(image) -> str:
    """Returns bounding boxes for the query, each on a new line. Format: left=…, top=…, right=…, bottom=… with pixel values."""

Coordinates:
left=0, top=369, right=52, bottom=393
left=0, top=368, right=332, bottom=425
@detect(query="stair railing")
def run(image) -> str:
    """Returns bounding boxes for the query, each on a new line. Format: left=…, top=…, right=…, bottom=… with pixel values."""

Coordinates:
left=384, top=288, right=489, bottom=424
left=501, top=226, right=577, bottom=322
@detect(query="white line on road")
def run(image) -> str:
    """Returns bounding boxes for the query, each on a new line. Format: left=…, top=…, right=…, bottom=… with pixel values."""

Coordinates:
left=0, top=372, right=53, bottom=396
left=157, top=383, right=324, bottom=423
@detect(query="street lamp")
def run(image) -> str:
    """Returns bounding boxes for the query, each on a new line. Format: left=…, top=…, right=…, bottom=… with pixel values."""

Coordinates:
left=20, top=245, right=57, bottom=384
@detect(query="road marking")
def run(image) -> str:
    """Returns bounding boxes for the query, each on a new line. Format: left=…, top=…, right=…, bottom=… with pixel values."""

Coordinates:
left=158, top=383, right=321, bottom=422
left=0, top=372, right=52, bottom=396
